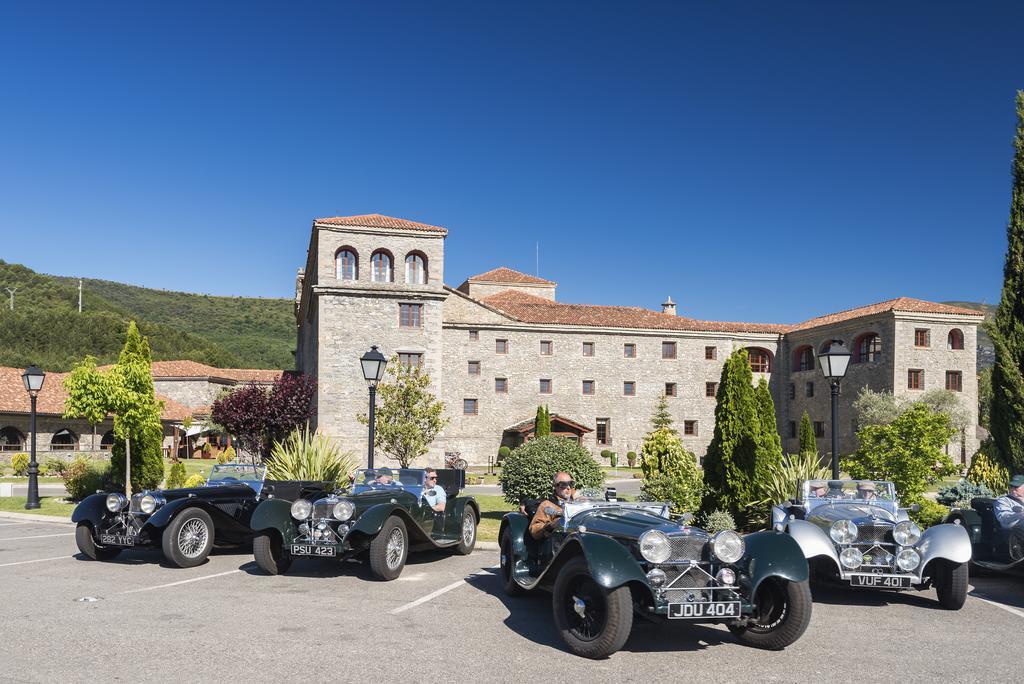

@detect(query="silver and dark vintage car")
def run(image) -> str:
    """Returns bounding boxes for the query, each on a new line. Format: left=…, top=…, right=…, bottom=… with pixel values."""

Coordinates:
left=500, top=490, right=812, bottom=659
left=772, top=479, right=972, bottom=609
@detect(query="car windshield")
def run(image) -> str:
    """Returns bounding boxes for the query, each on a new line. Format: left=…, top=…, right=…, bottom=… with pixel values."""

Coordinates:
left=208, top=463, right=266, bottom=484
left=802, top=479, right=896, bottom=503
left=352, top=468, right=425, bottom=492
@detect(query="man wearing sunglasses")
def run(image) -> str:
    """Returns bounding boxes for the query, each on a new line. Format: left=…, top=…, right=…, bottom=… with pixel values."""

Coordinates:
left=423, top=467, right=446, bottom=512
left=529, top=472, right=576, bottom=540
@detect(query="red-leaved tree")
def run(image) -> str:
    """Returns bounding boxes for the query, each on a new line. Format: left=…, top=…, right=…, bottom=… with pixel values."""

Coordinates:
left=212, top=373, right=316, bottom=462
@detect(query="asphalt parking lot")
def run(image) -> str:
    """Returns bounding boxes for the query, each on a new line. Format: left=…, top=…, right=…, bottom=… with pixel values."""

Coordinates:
left=0, top=514, right=1020, bottom=683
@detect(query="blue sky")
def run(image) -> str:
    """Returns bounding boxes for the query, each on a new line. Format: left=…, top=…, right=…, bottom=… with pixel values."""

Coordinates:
left=1, top=1, right=1021, bottom=324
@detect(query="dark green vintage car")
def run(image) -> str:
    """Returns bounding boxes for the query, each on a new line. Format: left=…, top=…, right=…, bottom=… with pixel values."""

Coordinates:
left=500, top=492, right=812, bottom=659
left=249, top=467, right=479, bottom=580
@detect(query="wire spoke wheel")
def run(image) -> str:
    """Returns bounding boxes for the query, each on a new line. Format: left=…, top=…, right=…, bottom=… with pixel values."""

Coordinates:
left=177, top=518, right=209, bottom=559
left=562, top=575, right=607, bottom=642
left=462, top=514, right=475, bottom=546
left=385, top=527, right=405, bottom=570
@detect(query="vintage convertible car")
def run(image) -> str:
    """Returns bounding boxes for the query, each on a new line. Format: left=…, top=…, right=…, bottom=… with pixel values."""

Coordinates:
left=499, top=490, right=812, bottom=659
left=249, top=467, right=479, bottom=580
left=772, top=480, right=971, bottom=609
left=72, top=463, right=326, bottom=568
left=945, top=497, right=1024, bottom=574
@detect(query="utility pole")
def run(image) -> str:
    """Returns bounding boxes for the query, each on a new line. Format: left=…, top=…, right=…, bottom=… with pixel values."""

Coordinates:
left=78, top=278, right=83, bottom=313
left=4, top=287, right=15, bottom=311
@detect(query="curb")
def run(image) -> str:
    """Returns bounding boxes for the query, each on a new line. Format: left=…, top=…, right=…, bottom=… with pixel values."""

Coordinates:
left=475, top=541, right=499, bottom=552
left=0, top=510, right=74, bottom=525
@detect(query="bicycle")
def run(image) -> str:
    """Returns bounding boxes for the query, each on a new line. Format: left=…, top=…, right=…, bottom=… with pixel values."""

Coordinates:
left=444, top=451, right=468, bottom=470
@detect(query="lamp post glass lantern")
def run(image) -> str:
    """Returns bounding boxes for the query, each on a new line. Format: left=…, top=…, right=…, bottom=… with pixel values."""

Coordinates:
left=21, top=365, right=46, bottom=510
left=360, top=346, right=388, bottom=469
left=817, top=342, right=851, bottom=479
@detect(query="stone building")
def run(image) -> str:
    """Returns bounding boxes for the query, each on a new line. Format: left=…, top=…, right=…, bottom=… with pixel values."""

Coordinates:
left=295, top=214, right=984, bottom=469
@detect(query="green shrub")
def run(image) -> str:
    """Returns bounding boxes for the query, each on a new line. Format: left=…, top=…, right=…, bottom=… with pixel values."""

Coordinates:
left=609, top=452, right=618, bottom=467
left=183, top=473, right=207, bottom=488
left=165, top=461, right=187, bottom=489
left=498, top=436, right=604, bottom=506
left=10, top=453, right=29, bottom=476
left=638, top=429, right=704, bottom=514
left=700, top=509, right=736, bottom=533
left=44, top=456, right=68, bottom=477
left=498, top=446, right=511, bottom=463
left=600, top=449, right=612, bottom=460
left=627, top=451, right=637, bottom=468
left=909, top=499, right=949, bottom=529
left=62, top=457, right=110, bottom=501
left=936, top=479, right=994, bottom=507
left=109, top=424, right=165, bottom=492
left=757, top=451, right=831, bottom=504
left=966, top=443, right=1010, bottom=493
left=217, top=445, right=236, bottom=465
left=265, top=427, right=355, bottom=487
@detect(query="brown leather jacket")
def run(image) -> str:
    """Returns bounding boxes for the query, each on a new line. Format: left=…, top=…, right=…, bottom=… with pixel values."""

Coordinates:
left=529, top=490, right=576, bottom=540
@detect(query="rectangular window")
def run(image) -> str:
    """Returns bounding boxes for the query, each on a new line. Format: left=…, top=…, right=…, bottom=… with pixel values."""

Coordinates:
left=540, top=340, right=552, bottom=356
left=398, top=352, right=422, bottom=368
left=945, top=370, right=962, bottom=392
left=662, top=341, right=677, bottom=359
left=468, top=361, right=480, bottom=375
left=908, top=368, right=923, bottom=390
left=582, top=341, right=595, bottom=357
left=914, top=329, right=930, bottom=348
left=665, top=382, right=677, bottom=397
left=463, top=399, right=478, bottom=415
left=684, top=420, right=697, bottom=436
left=495, top=377, right=508, bottom=394
left=624, top=343, right=636, bottom=358
left=540, top=378, right=552, bottom=394
left=596, top=418, right=610, bottom=445
left=496, top=339, right=508, bottom=354
left=582, top=380, right=595, bottom=395
left=788, top=383, right=796, bottom=400
left=399, top=303, right=422, bottom=328
left=705, top=346, right=717, bottom=360
left=805, top=382, right=814, bottom=398
left=705, top=382, right=717, bottom=398
left=814, top=421, right=825, bottom=438
left=788, top=421, right=797, bottom=439
left=623, top=381, right=636, bottom=396
left=469, top=330, right=479, bottom=340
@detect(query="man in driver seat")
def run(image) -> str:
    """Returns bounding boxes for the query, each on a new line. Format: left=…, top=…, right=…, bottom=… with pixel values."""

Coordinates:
left=529, top=472, right=577, bottom=540
left=995, top=475, right=1024, bottom=529
left=374, top=467, right=396, bottom=485
left=857, top=481, right=879, bottom=501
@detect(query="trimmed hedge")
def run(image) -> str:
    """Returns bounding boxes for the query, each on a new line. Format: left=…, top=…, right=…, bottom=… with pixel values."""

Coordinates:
left=498, top=436, right=604, bottom=506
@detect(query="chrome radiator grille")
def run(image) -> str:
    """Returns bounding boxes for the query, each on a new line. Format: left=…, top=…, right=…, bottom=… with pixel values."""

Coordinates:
left=857, top=525, right=892, bottom=545
left=312, top=501, right=336, bottom=520
left=668, top=535, right=707, bottom=562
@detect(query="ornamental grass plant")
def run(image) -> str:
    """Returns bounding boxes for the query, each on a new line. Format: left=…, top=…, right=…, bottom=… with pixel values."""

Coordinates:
left=266, top=426, right=355, bottom=487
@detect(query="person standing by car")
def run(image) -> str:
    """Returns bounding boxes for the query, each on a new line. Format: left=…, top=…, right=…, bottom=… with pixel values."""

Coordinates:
left=995, top=475, right=1024, bottom=529
left=529, top=472, right=577, bottom=540
left=423, top=467, right=446, bottom=512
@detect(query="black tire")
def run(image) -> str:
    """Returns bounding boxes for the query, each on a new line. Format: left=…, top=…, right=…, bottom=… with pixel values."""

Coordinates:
left=500, top=529, right=525, bottom=596
left=551, top=556, right=633, bottom=659
left=934, top=560, right=968, bottom=610
left=253, top=532, right=292, bottom=575
left=161, top=508, right=215, bottom=568
left=728, top=578, right=812, bottom=650
left=369, top=516, right=408, bottom=581
left=455, top=508, right=477, bottom=555
left=75, top=524, right=121, bottom=561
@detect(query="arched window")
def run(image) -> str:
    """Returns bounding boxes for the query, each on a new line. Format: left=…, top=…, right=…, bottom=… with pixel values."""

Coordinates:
left=793, top=346, right=814, bottom=372
left=853, top=333, right=882, bottom=364
left=50, top=429, right=78, bottom=451
left=747, top=347, right=773, bottom=373
left=0, top=426, right=24, bottom=451
left=947, top=329, right=964, bottom=350
left=405, top=252, right=427, bottom=285
left=371, top=250, right=393, bottom=283
left=100, top=430, right=115, bottom=451
left=335, top=248, right=358, bottom=281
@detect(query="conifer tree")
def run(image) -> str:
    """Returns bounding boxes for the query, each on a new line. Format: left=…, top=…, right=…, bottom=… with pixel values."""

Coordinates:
left=799, top=410, right=817, bottom=455
left=650, top=393, right=676, bottom=433
left=753, top=378, right=783, bottom=482
left=534, top=405, right=551, bottom=438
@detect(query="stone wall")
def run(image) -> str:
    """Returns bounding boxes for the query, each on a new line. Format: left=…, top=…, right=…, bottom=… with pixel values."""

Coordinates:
left=153, top=378, right=234, bottom=409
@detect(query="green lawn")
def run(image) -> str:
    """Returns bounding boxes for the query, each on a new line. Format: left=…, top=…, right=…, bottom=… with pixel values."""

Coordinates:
left=0, top=476, right=65, bottom=484
left=0, top=496, right=75, bottom=517
left=926, top=476, right=962, bottom=493
left=474, top=494, right=515, bottom=542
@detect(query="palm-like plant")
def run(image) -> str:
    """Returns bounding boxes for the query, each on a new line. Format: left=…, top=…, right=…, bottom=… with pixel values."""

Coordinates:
left=758, top=451, right=832, bottom=504
left=266, top=426, right=355, bottom=486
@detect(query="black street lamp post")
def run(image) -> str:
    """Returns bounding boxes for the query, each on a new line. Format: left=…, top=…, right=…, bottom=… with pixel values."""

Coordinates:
left=817, top=342, right=851, bottom=480
left=360, top=346, right=388, bottom=469
left=21, top=365, right=46, bottom=510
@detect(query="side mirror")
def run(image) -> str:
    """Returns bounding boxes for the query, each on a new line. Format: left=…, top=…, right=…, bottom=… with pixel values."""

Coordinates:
left=910, top=503, right=921, bottom=513
left=678, top=512, right=694, bottom=524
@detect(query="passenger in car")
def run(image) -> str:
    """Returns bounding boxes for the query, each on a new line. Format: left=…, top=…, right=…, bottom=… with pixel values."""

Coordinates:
left=994, top=475, right=1024, bottom=529
left=423, top=467, right=446, bottom=512
left=857, top=481, right=878, bottom=501
left=529, top=472, right=577, bottom=540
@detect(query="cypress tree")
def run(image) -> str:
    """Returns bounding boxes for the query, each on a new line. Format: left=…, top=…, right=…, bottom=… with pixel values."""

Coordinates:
left=702, top=348, right=759, bottom=517
left=650, top=393, right=676, bottom=433
left=990, top=90, right=1024, bottom=473
left=799, top=410, right=817, bottom=455
left=754, top=378, right=783, bottom=483
left=534, top=404, right=551, bottom=438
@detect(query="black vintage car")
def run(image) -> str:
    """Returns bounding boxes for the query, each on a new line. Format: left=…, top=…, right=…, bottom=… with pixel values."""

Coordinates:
left=72, top=463, right=327, bottom=568
left=249, top=467, right=479, bottom=580
left=500, top=491, right=812, bottom=659
left=945, top=497, right=1024, bottom=574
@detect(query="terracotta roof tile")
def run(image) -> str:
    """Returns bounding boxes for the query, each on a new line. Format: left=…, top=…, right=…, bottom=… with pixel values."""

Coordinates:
left=147, top=361, right=282, bottom=383
left=314, top=213, right=447, bottom=234
left=787, top=297, right=984, bottom=333
left=466, top=267, right=556, bottom=286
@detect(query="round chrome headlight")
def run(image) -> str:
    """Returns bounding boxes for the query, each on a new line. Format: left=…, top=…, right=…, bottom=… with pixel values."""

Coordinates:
left=332, top=500, right=355, bottom=521
left=105, top=493, right=127, bottom=513
left=716, top=568, right=737, bottom=586
left=893, top=521, right=921, bottom=546
left=290, top=499, right=312, bottom=520
left=711, top=530, right=745, bottom=564
left=840, top=547, right=864, bottom=569
left=139, top=494, right=162, bottom=515
left=646, top=568, right=667, bottom=587
left=638, top=530, right=672, bottom=564
left=896, top=547, right=921, bottom=572
left=830, top=520, right=859, bottom=544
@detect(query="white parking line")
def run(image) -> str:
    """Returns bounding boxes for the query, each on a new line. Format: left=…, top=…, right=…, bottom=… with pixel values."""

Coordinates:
left=390, top=566, right=498, bottom=615
left=0, top=532, right=74, bottom=541
left=117, top=564, right=255, bottom=595
left=972, top=594, right=1024, bottom=620
left=0, top=522, right=29, bottom=527
left=0, top=555, right=75, bottom=568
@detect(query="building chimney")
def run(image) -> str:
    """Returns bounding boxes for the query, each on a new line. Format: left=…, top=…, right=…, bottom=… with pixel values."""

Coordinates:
left=662, top=296, right=676, bottom=316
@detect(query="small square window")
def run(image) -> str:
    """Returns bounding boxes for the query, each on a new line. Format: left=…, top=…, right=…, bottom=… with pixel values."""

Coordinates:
left=583, top=342, right=595, bottom=357
left=684, top=420, right=697, bottom=436
left=705, top=346, right=717, bottom=360
left=705, top=382, right=717, bottom=398
left=463, top=399, right=478, bottom=415
left=495, top=378, right=508, bottom=394
left=582, top=380, right=595, bottom=395
left=788, top=383, right=796, bottom=400
left=398, top=352, right=422, bottom=368
left=805, top=382, right=814, bottom=398
left=814, top=421, right=825, bottom=438
left=624, top=343, right=636, bottom=358
left=914, top=329, right=930, bottom=348
left=468, top=361, right=480, bottom=375
left=540, top=378, right=552, bottom=394
left=945, top=370, right=962, bottom=392
left=469, top=330, right=479, bottom=340
left=496, top=339, right=508, bottom=354
left=662, top=341, right=677, bottom=359
left=399, top=303, right=423, bottom=328
left=788, top=421, right=797, bottom=438
left=540, top=340, right=552, bottom=356
left=623, top=381, right=636, bottom=396
left=665, top=383, right=677, bottom=397
left=908, top=369, right=923, bottom=390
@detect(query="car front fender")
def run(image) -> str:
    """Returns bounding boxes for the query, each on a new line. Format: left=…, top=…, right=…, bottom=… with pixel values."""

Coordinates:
left=349, top=503, right=429, bottom=543
left=249, top=498, right=298, bottom=543
left=740, top=530, right=811, bottom=595
left=140, top=498, right=239, bottom=536
left=945, top=509, right=983, bottom=544
left=71, top=493, right=110, bottom=527
left=572, top=533, right=650, bottom=591
left=918, top=523, right=972, bottom=567
left=785, top=518, right=840, bottom=571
